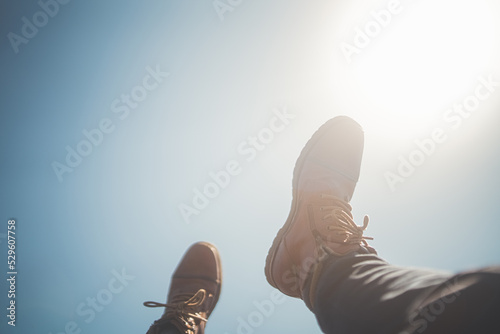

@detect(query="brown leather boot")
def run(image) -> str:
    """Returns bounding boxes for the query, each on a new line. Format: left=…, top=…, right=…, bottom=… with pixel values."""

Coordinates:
left=144, top=242, right=222, bottom=334
left=264, top=116, right=376, bottom=308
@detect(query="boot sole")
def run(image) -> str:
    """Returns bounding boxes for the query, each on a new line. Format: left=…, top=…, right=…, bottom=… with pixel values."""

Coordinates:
left=264, top=116, right=363, bottom=291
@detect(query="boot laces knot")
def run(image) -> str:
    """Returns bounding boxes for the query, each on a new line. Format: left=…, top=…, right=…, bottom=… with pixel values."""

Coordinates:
left=320, top=194, right=373, bottom=246
left=143, top=289, right=208, bottom=334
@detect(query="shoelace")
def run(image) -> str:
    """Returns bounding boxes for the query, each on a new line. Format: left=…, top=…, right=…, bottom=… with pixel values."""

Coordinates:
left=143, top=289, right=208, bottom=333
left=320, top=194, right=373, bottom=246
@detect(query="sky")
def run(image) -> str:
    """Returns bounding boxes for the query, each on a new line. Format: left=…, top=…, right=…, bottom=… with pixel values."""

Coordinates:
left=1, top=0, right=500, bottom=333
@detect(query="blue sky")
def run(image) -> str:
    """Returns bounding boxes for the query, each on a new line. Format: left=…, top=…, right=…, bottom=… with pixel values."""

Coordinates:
left=1, top=0, right=500, bottom=333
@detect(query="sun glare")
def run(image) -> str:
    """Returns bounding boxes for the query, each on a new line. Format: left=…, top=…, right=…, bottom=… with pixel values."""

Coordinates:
left=345, top=0, right=496, bottom=139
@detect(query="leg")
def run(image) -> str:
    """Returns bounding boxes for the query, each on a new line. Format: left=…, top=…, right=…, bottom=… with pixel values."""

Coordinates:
left=157, top=324, right=183, bottom=334
left=402, top=267, right=500, bottom=334
left=310, top=253, right=451, bottom=333
left=264, top=116, right=500, bottom=333
left=311, top=253, right=500, bottom=333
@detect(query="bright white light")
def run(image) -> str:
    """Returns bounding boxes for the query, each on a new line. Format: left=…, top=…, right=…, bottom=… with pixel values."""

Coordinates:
left=345, top=0, right=496, bottom=139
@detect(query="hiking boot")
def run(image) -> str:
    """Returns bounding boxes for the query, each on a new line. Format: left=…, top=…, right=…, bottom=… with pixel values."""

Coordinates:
left=144, top=241, right=222, bottom=334
left=264, top=116, right=376, bottom=308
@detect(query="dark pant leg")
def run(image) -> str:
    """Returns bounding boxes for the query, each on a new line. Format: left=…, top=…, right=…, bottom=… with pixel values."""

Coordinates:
left=144, top=322, right=182, bottom=334
left=158, top=324, right=182, bottom=334
left=310, top=253, right=500, bottom=334
left=402, top=267, right=500, bottom=334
